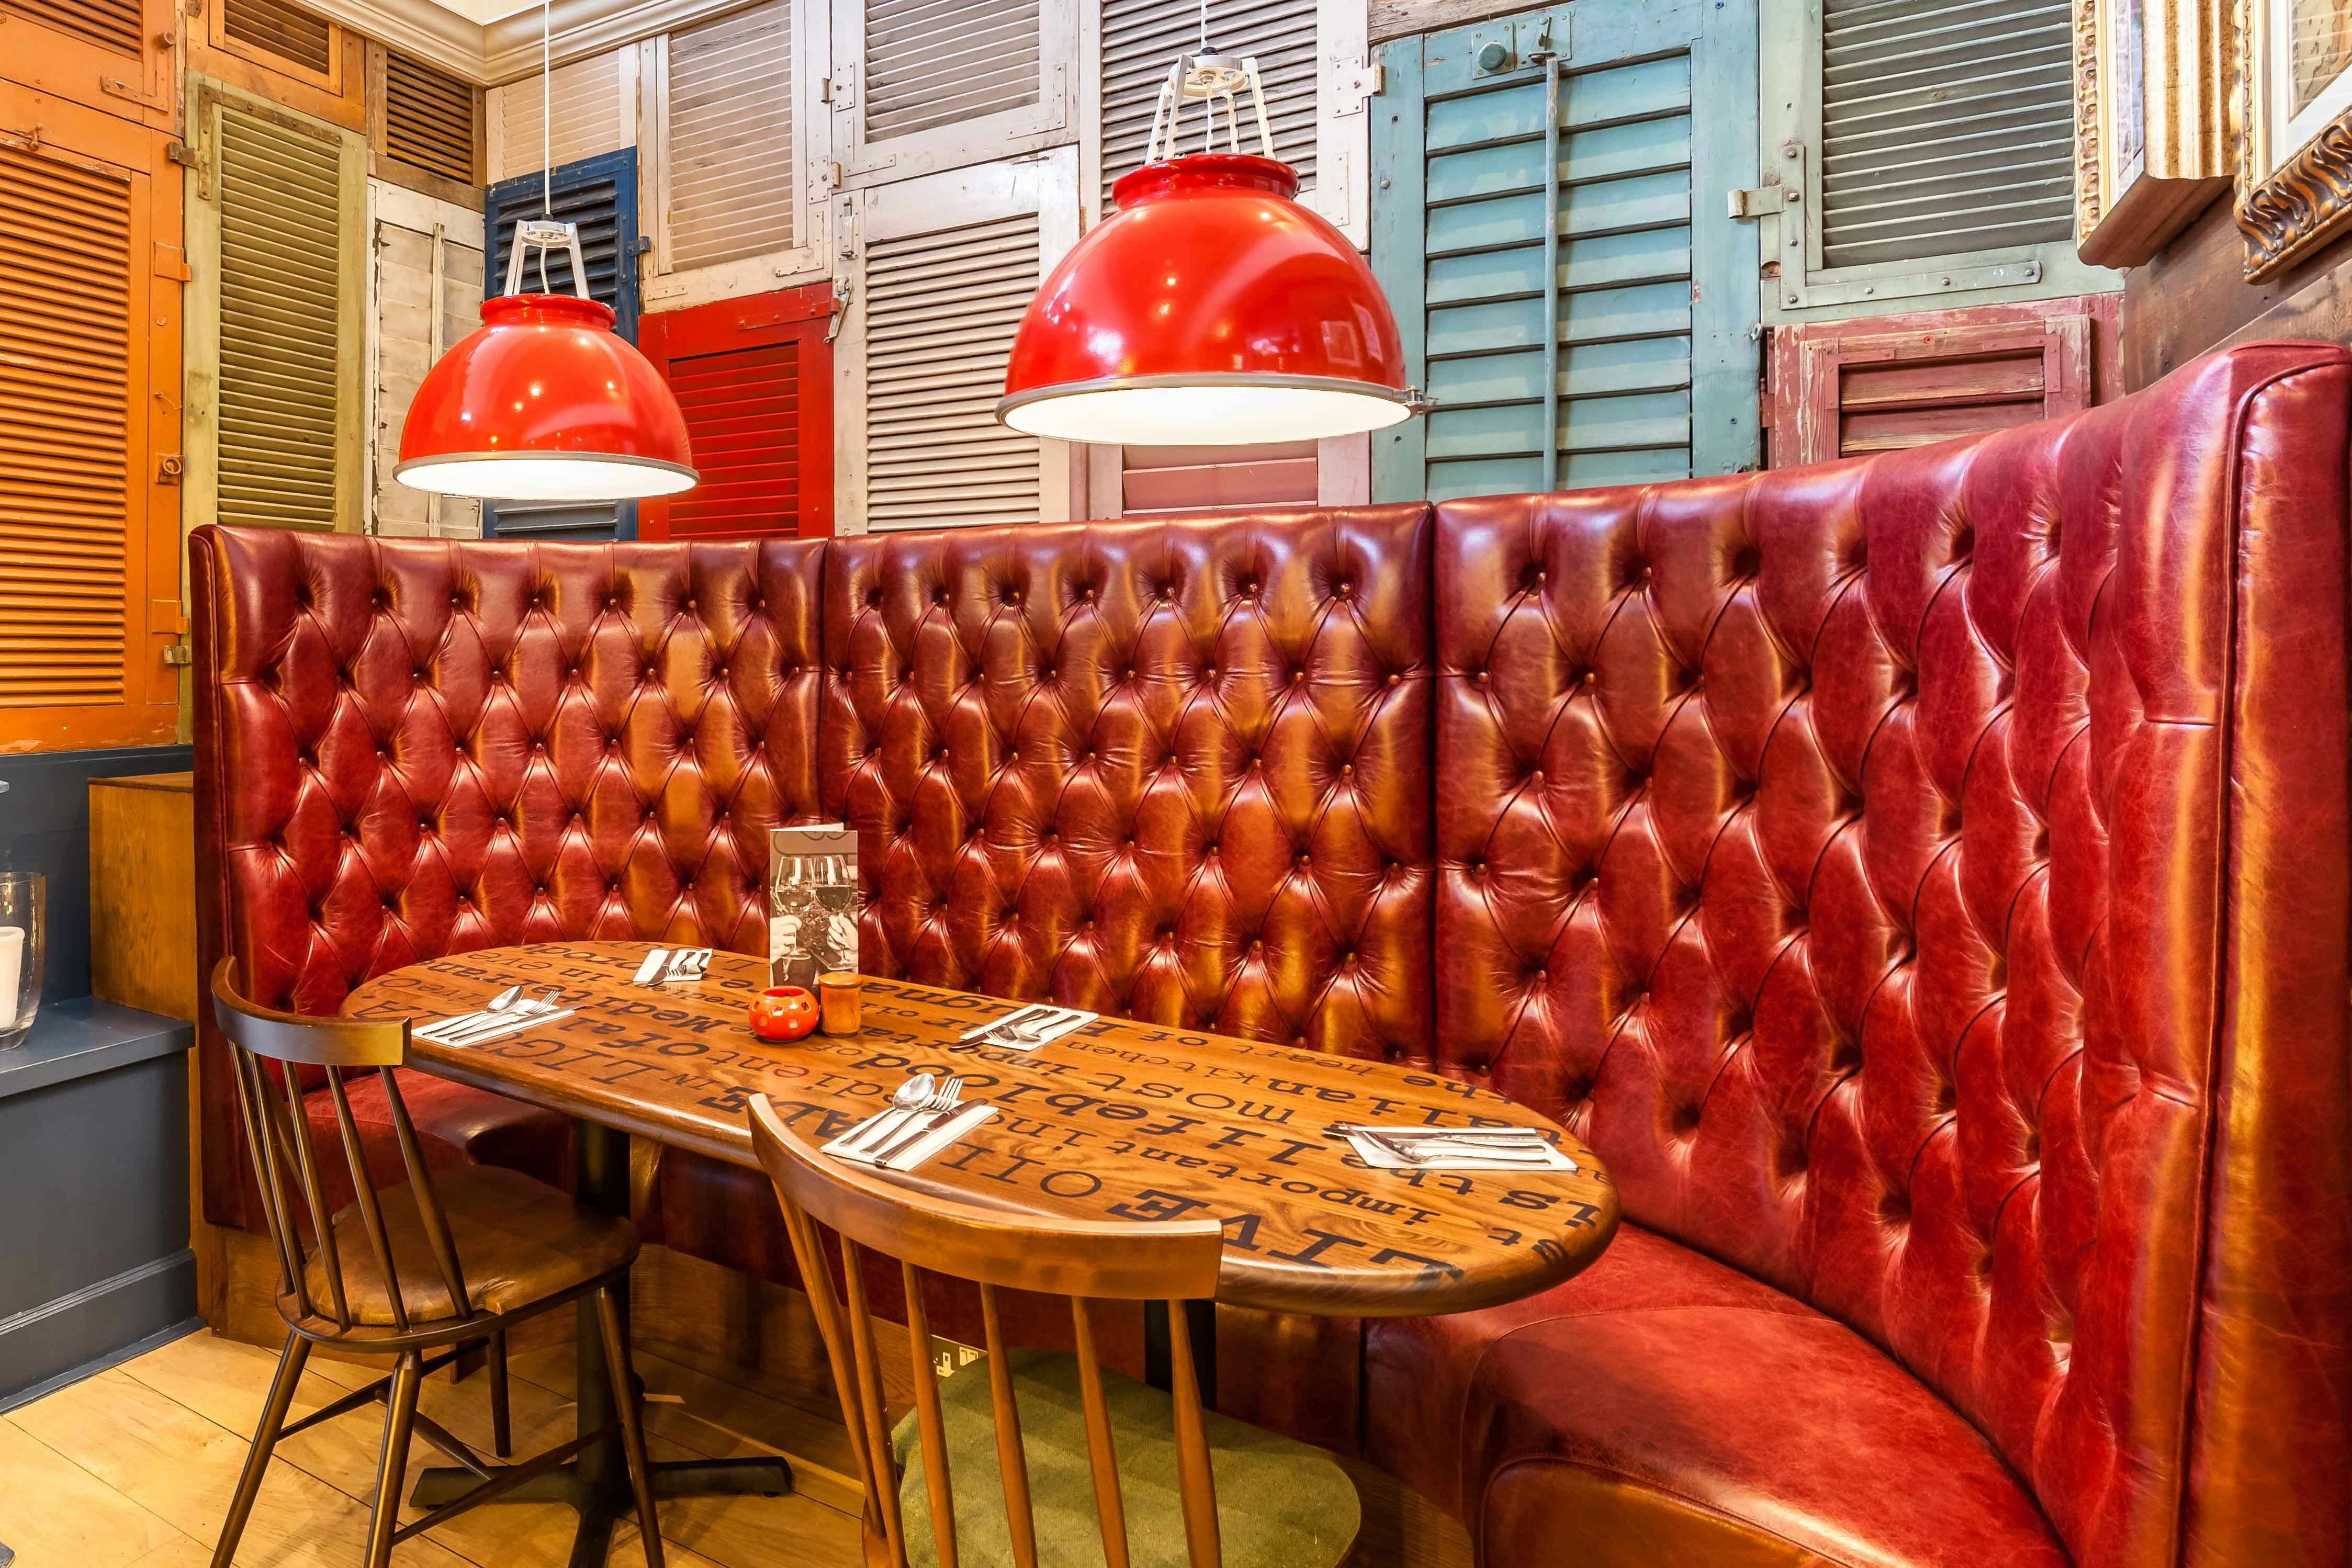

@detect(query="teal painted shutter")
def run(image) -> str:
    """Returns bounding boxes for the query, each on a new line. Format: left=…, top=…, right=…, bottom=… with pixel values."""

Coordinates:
left=1372, top=2, right=1758, bottom=502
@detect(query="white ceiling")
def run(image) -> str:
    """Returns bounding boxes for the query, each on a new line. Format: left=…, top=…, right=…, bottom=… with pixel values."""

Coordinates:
left=420, top=0, right=542, bottom=21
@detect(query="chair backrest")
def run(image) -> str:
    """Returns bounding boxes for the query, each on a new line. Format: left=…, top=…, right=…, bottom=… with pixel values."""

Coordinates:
left=748, top=1095, right=1227, bottom=1568
left=210, top=957, right=474, bottom=1336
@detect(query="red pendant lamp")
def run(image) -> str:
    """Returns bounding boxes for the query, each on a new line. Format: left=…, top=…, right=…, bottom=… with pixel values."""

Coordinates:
left=395, top=3, right=695, bottom=502
left=998, top=47, right=1422, bottom=446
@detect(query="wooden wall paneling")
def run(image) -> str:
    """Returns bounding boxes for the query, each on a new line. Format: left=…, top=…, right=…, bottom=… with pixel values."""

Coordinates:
left=87, top=772, right=196, bottom=1022
left=2119, top=193, right=2352, bottom=389
left=0, top=84, right=185, bottom=753
left=638, top=283, right=836, bottom=540
left=1119, top=443, right=1321, bottom=514
left=1768, top=295, right=2122, bottom=466
left=0, top=0, right=176, bottom=124
left=188, top=0, right=368, bottom=132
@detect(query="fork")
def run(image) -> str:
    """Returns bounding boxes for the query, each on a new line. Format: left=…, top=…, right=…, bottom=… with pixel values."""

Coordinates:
left=862, top=1077, right=968, bottom=1162
left=842, top=1074, right=952, bottom=1155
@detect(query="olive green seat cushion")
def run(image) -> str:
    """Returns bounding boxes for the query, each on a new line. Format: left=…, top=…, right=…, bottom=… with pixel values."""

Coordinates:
left=890, top=1348, right=1360, bottom=1568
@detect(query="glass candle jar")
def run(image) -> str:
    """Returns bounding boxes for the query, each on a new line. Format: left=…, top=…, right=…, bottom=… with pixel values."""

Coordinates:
left=0, top=871, right=46, bottom=1049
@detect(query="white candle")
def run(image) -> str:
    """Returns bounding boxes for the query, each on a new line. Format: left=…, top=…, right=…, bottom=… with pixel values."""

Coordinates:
left=0, top=926, right=21, bottom=1031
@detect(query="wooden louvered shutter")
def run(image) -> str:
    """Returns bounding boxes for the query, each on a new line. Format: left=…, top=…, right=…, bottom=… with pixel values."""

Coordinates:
left=3, top=142, right=134, bottom=713
left=482, top=148, right=642, bottom=539
left=838, top=149, right=1078, bottom=530
left=372, top=184, right=485, bottom=537
left=639, top=286, right=834, bottom=540
left=489, top=48, right=629, bottom=184
left=1373, top=4, right=1759, bottom=501
left=832, top=0, right=1075, bottom=179
left=372, top=46, right=481, bottom=203
left=662, top=0, right=798, bottom=269
left=2, top=0, right=174, bottom=114
left=0, top=92, right=181, bottom=751
left=210, top=105, right=350, bottom=530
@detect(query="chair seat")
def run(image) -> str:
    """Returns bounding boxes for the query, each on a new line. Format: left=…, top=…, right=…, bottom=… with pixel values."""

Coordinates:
left=892, top=1349, right=1359, bottom=1568
left=301, top=1164, right=638, bottom=1327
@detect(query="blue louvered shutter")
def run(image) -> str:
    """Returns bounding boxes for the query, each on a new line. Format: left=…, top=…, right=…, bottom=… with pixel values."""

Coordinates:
left=481, top=146, right=644, bottom=538
left=1372, top=3, right=1759, bottom=502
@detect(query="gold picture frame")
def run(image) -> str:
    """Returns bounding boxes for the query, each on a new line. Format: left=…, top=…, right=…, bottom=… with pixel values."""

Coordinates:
left=2238, top=0, right=2352, bottom=276
left=2076, top=0, right=2234, bottom=265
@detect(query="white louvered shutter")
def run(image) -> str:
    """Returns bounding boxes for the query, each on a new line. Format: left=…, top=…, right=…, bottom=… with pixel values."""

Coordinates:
left=837, top=148, right=1079, bottom=529
left=1097, top=0, right=1315, bottom=206
left=489, top=48, right=628, bottom=183
left=371, top=186, right=483, bottom=538
left=215, top=105, right=350, bottom=530
left=1815, top=0, right=2074, bottom=269
left=666, top=0, right=797, bottom=267
left=833, top=0, right=1075, bottom=179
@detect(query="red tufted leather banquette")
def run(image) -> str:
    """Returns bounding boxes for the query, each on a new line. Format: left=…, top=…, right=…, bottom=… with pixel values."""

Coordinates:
left=189, top=529, right=830, bottom=1223
left=190, top=343, right=2352, bottom=1568
left=1368, top=342, right=2352, bottom=1566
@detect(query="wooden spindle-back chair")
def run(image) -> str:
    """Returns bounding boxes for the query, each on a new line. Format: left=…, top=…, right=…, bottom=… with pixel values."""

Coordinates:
left=209, top=958, right=665, bottom=1568
left=747, top=1094, right=1362, bottom=1568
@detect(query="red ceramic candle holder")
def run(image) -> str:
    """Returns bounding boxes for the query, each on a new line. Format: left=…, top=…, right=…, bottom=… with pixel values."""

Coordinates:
left=748, top=985, right=820, bottom=1043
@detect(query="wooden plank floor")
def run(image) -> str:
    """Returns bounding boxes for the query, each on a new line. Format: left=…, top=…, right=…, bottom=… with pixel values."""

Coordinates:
left=0, top=1329, right=861, bottom=1567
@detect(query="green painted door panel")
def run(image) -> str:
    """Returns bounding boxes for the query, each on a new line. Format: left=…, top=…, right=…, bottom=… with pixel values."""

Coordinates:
left=1372, top=0, right=1760, bottom=504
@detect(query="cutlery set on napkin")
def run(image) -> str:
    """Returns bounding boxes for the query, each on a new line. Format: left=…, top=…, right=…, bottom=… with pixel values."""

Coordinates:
left=631, top=947, right=713, bottom=985
left=821, top=1074, right=999, bottom=1171
left=414, top=986, right=574, bottom=1047
left=956, top=1002, right=1097, bottom=1051
left=1329, top=1123, right=1579, bottom=1171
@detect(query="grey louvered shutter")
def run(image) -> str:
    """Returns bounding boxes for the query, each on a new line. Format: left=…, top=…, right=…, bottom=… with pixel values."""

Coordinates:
left=1098, top=0, right=1316, bottom=209
left=1816, top=0, right=2074, bottom=269
left=864, top=0, right=1040, bottom=139
left=864, top=212, right=1042, bottom=529
left=666, top=0, right=798, bottom=267
left=216, top=105, right=350, bottom=529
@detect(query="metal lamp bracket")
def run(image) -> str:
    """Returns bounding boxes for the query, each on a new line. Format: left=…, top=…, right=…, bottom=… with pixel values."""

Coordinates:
left=502, top=219, right=592, bottom=298
left=1145, top=51, right=1274, bottom=162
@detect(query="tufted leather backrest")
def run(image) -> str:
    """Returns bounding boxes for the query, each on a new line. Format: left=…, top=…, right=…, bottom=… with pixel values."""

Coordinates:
left=820, top=508, right=1436, bottom=1061
left=1430, top=343, right=2352, bottom=1568
left=190, top=529, right=829, bottom=1214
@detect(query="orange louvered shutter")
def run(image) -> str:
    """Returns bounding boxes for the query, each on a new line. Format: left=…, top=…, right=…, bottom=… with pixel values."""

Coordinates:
left=0, top=89, right=182, bottom=750
left=0, top=0, right=175, bottom=119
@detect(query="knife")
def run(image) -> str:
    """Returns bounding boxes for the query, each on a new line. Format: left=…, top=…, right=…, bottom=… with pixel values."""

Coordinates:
left=880, top=1102, right=998, bottom=1170
left=962, top=1003, right=1055, bottom=1042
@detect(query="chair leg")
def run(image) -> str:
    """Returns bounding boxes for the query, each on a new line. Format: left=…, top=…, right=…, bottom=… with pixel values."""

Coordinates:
left=211, top=1329, right=312, bottom=1568
left=365, top=1353, right=424, bottom=1568
left=488, top=1332, right=512, bottom=1459
left=594, top=1286, right=666, bottom=1568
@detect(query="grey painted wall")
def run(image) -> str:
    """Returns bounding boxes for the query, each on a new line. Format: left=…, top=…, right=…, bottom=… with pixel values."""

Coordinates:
left=0, top=744, right=201, bottom=1406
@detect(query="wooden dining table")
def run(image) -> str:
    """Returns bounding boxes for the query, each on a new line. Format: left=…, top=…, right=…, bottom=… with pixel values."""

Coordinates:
left=345, top=940, right=1619, bottom=1563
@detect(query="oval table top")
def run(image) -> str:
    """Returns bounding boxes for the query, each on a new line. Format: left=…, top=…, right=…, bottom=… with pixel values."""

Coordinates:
left=345, top=941, right=1619, bottom=1318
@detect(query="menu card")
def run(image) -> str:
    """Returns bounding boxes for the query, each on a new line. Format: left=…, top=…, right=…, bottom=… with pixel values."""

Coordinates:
left=770, top=824, right=859, bottom=988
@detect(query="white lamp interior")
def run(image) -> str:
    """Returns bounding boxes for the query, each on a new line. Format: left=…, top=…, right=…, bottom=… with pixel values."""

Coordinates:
left=395, top=455, right=700, bottom=501
left=1001, top=384, right=1413, bottom=445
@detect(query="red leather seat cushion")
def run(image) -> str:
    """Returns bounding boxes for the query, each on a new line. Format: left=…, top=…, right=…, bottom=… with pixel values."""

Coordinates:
left=1365, top=1225, right=2068, bottom=1568
left=298, top=1068, right=571, bottom=1216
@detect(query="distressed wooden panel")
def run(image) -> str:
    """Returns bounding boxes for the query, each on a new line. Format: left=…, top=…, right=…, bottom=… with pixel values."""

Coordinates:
left=1767, top=293, right=2122, bottom=465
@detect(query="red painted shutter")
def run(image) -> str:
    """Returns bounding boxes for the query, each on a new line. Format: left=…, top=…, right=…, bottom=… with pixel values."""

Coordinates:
left=638, top=285, right=835, bottom=540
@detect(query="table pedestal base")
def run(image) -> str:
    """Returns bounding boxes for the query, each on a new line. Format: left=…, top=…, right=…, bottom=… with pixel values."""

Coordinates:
left=406, top=1120, right=790, bottom=1567
left=409, top=1456, right=792, bottom=1568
